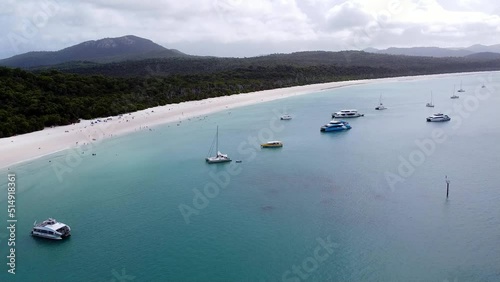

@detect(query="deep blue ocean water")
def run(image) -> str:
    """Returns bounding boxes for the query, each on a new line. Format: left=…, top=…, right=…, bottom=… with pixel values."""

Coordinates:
left=1, top=72, right=500, bottom=281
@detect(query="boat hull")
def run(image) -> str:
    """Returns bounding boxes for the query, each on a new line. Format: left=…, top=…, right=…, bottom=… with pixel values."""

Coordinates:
left=31, top=231, right=70, bottom=240
left=261, top=140, right=283, bottom=148
left=332, top=114, right=364, bottom=118
left=321, top=127, right=351, bottom=132
left=206, top=157, right=232, bottom=163
left=426, top=117, right=451, bottom=122
left=261, top=144, right=283, bottom=148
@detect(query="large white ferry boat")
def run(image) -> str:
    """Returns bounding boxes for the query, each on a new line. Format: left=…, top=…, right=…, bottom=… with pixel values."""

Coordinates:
left=320, top=120, right=352, bottom=132
left=332, top=109, right=364, bottom=118
left=31, top=218, right=71, bottom=240
left=426, top=113, right=451, bottom=122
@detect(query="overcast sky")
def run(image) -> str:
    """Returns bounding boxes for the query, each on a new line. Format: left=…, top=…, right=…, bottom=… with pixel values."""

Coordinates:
left=1, top=0, right=499, bottom=59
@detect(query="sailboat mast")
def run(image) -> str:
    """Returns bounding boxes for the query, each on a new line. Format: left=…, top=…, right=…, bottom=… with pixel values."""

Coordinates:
left=216, top=126, right=219, bottom=153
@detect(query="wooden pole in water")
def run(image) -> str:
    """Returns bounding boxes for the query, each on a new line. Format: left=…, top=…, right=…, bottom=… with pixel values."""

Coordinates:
left=445, top=176, right=450, bottom=198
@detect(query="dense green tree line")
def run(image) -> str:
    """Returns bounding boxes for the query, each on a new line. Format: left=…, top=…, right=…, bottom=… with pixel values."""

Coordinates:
left=39, top=51, right=500, bottom=78
left=1, top=53, right=500, bottom=137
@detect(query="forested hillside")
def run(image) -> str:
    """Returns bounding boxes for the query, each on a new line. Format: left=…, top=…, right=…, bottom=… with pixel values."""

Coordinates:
left=0, top=64, right=387, bottom=137
left=1, top=50, right=500, bottom=138
left=40, top=51, right=500, bottom=77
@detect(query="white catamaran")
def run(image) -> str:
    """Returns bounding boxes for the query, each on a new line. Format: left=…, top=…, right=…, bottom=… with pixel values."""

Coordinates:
left=31, top=218, right=71, bottom=240
left=206, top=126, right=231, bottom=163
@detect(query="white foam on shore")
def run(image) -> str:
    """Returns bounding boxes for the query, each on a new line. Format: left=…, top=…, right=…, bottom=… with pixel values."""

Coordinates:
left=0, top=71, right=491, bottom=170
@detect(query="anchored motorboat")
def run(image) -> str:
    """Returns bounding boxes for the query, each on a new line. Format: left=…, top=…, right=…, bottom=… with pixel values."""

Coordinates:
left=31, top=218, right=71, bottom=240
left=320, top=120, right=352, bottom=132
left=426, top=113, right=451, bottom=122
left=332, top=109, right=364, bottom=118
left=261, top=141, right=283, bottom=148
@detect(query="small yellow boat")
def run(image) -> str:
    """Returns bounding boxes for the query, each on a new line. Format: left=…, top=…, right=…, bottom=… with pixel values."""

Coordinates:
left=261, top=141, right=283, bottom=148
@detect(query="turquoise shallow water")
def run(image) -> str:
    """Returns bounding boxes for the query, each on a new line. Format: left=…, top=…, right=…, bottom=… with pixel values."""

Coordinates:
left=1, top=72, right=500, bottom=281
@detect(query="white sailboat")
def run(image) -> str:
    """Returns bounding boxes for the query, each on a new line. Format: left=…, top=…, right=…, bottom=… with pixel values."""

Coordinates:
left=426, top=91, right=435, bottom=107
left=457, top=81, right=465, bottom=93
left=206, top=126, right=231, bottom=164
left=451, top=85, right=459, bottom=99
left=375, top=94, right=386, bottom=110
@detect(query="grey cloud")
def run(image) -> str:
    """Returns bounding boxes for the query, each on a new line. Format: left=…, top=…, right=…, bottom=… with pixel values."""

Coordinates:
left=324, top=1, right=373, bottom=31
left=0, top=0, right=499, bottom=59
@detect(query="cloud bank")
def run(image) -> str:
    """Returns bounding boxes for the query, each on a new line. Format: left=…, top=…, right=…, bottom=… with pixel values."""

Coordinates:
left=1, top=0, right=499, bottom=58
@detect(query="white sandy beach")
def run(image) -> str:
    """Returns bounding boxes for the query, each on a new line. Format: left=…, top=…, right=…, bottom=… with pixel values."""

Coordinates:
left=0, top=71, right=491, bottom=170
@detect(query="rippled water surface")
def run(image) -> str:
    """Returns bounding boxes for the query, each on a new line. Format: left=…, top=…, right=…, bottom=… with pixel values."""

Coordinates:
left=1, top=72, right=499, bottom=281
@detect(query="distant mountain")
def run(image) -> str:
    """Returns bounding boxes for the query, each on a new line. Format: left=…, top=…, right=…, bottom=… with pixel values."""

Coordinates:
left=464, top=52, right=500, bottom=60
left=464, top=44, right=500, bottom=53
left=364, top=47, right=473, bottom=57
left=364, top=44, right=500, bottom=58
left=0, top=35, right=187, bottom=68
